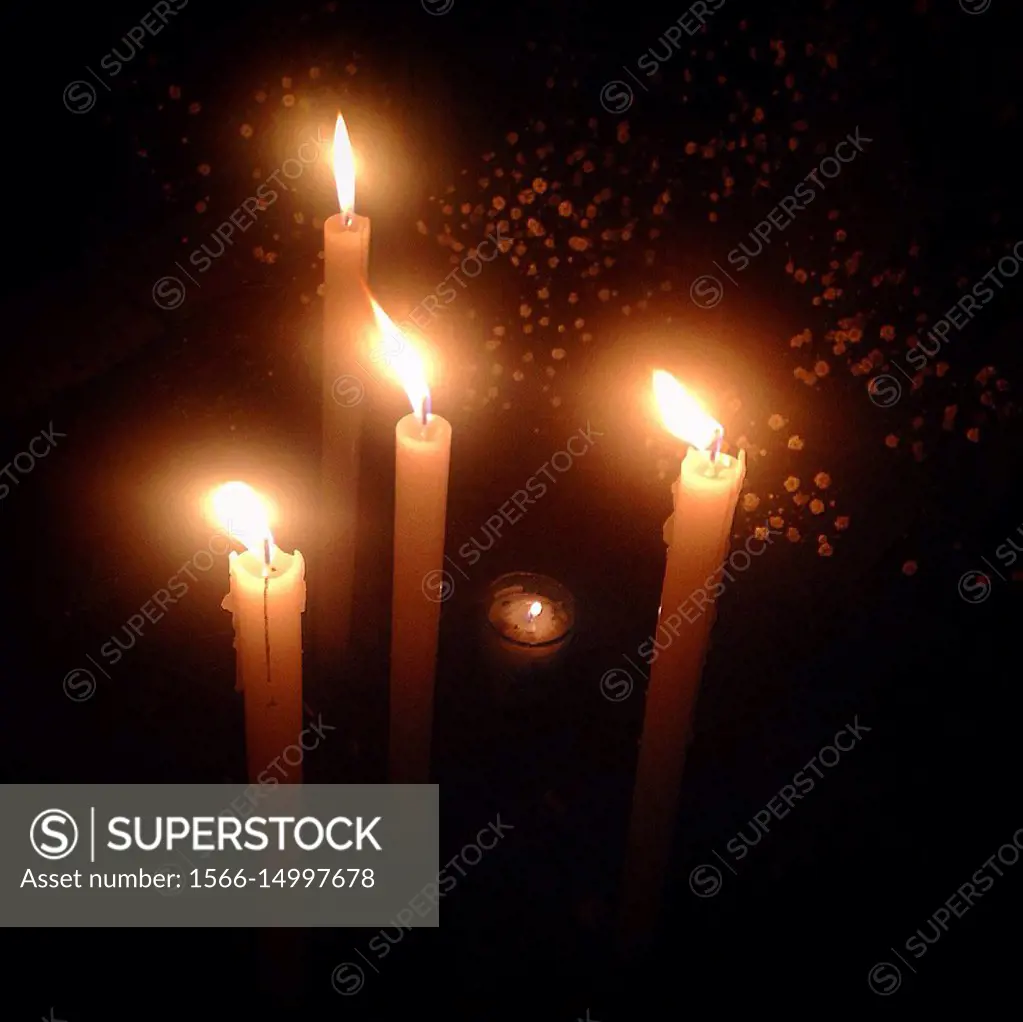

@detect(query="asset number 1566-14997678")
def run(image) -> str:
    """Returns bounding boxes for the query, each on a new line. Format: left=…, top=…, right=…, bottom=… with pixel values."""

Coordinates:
left=189, top=867, right=375, bottom=889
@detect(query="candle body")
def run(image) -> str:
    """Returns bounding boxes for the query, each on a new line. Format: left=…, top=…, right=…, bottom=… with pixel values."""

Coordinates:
left=389, top=413, right=452, bottom=782
left=318, top=213, right=372, bottom=675
left=622, top=448, right=745, bottom=946
left=223, top=549, right=307, bottom=784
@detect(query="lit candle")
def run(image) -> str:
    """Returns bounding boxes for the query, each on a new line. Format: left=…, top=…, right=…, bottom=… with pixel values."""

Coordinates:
left=526, top=600, right=543, bottom=634
left=621, top=371, right=746, bottom=948
left=318, top=111, right=374, bottom=674
left=213, top=482, right=307, bottom=784
left=484, top=572, right=575, bottom=666
left=482, top=574, right=576, bottom=705
left=371, top=299, right=452, bottom=783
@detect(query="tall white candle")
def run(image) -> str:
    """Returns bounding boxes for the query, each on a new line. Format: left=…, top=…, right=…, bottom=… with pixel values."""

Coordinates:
left=213, top=482, right=307, bottom=784
left=318, top=111, right=373, bottom=673
left=371, top=299, right=452, bottom=783
left=622, top=371, right=746, bottom=949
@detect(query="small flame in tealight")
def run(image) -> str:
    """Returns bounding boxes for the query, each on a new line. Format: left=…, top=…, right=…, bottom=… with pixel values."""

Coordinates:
left=652, top=370, right=723, bottom=451
left=527, top=600, right=543, bottom=622
left=332, top=112, right=356, bottom=219
left=369, top=296, right=432, bottom=420
left=209, top=481, right=276, bottom=571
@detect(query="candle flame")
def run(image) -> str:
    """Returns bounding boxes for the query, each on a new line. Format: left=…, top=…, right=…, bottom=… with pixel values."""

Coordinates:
left=369, top=296, right=431, bottom=417
left=527, top=600, right=543, bottom=621
left=209, top=482, right=276, bottom=564
left=333, top=112, right=356, bottom=217
left=652, top=370, right=723, bottom=450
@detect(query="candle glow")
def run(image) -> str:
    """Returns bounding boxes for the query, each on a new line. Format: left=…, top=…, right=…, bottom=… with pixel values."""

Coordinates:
left=332, top=112, right=356, bottom=218
left=370, top=297, right=431, bottom=420
left=527, top=600, right=543, bottom=622
left=209, top=481, right=276, bottom=571
left=652, top=370, right=722, bottom=451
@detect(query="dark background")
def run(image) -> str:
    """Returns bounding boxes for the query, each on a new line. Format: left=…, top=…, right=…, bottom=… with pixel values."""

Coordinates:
left=2, top=0, right=1022, bottom=1016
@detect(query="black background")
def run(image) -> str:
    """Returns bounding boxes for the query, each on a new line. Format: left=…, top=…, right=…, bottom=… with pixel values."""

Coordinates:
left=2, top=0, right=1022, bottom=1017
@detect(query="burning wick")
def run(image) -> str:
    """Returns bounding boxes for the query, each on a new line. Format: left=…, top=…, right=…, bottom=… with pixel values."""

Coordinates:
left=709, top=429, right=724, bottom=464
left=420, top=394, right=431, bottom=428
left=262, top=538, right=273, bottom=577
left=527, top=600, right=543, bottom=624
left=342, top=211, right=354, bottom=229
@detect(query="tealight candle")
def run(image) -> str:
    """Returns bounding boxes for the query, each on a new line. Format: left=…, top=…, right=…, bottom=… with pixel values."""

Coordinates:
left=483, top=573, right=575, bottom=688
left=491, top=593, right=569, bottom=646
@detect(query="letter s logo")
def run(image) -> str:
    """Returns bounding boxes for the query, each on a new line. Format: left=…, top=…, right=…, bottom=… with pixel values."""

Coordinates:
left=30, top=810, right=79, bottom=860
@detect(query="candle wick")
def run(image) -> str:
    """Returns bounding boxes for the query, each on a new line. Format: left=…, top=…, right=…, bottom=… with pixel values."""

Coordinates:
left=342, top=210, right=354, bottom=228
left=709, top=429, right=723, bottom=464
left=420, top=395, right=429, bottom=428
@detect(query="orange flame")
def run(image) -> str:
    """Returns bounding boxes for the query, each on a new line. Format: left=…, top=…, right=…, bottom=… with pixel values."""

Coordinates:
left=369, top=297, right=431, bottom=417
left=209, top=482, right=276, bottom=566
left=652, top=370, right=722, bottom=450
left=333, top=112, right=355, bottom=216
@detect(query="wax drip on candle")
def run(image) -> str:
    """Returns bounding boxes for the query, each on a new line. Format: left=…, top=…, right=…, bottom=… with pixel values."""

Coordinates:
left=262, top=535, right=276, bottom=708
left=262, top=572, right=275, bottom=708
